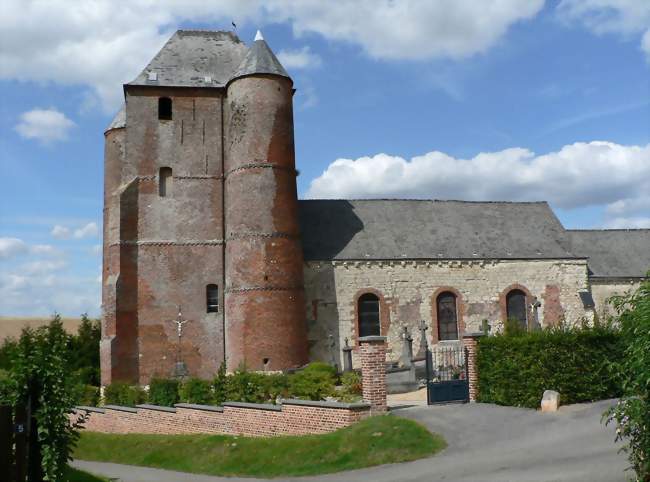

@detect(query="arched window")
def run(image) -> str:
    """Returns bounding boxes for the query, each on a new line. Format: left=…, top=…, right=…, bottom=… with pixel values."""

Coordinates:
left=159, top=167, right=172, bottom=197
left=158, top=97, right=172, bottom=120
left=506, top=289, right=527, bottom=330
left=206, top=284, right=219, bottom=313
left=436, top=292, right=459, bottom=341
left=358, top=293, right=380, bottom=337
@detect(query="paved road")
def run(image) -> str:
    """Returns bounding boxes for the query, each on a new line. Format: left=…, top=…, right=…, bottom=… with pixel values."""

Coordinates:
left=73, top=399, right=629, bottom=482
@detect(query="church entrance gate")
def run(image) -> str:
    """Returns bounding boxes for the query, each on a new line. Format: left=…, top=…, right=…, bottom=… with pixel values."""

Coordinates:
left=425, top=344, right=469, bottom=404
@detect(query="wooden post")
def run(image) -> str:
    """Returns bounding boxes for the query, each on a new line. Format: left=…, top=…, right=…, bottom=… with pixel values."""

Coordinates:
left=0, top=405, right=12, bottom=480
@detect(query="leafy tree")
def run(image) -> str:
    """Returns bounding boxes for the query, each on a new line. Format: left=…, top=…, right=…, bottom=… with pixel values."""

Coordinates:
left=9, top=315, right=84, bottom=481
left=605, top=276, right=650, bottom=481
left=68, top=314, right=101, bottom=386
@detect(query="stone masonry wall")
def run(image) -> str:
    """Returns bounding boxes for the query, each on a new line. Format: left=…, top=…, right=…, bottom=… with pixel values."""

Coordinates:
left=304, top=258, right=591, bottom=367
left=590, top=279, right=642, bottom=318
left=71, top=399, right=370, bottom=437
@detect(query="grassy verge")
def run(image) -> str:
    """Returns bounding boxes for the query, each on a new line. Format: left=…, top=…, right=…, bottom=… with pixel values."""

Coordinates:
left=65, top=467, right=108, bottom=482
left=74, top=415, right=445, bottom=477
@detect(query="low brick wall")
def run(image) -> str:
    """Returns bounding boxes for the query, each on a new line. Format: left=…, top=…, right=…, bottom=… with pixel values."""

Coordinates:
left=71, top=399, right=370, bottom=437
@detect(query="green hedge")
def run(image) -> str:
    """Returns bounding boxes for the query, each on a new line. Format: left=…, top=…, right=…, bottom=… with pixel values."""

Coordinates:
left=477, top=326, right=624, bottom=408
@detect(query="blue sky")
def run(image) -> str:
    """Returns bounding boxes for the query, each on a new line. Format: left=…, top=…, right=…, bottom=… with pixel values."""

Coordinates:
left=1, top=0, right=649, bottom=316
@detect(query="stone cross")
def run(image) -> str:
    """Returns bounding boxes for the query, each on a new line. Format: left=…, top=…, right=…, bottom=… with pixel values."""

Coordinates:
left=170, top=305, right=189, bottom=378
left=399, top=325, right=414, bottom=368
left=415, top=319, right=428, bottom=359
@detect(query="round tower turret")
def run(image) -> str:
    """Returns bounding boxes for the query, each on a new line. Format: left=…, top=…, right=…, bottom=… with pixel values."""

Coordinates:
left=224, top=32, right=308, bottom=371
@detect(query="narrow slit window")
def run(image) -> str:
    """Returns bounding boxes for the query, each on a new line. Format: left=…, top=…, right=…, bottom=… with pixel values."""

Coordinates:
left=158, top=97, right=172, bottom=120
left=159, top=167, right=172, bottom=197
left=206, top=284, right=219, bottom=313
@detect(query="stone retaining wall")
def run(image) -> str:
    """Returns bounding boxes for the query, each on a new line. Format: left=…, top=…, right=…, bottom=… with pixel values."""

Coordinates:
left=71, top=399, right=370, bottom=437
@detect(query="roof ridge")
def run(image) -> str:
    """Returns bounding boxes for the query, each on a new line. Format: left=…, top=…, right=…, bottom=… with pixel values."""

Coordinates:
left=569, top=228, right=650, bottom=232
left=299, top=198, right=550, bottom=204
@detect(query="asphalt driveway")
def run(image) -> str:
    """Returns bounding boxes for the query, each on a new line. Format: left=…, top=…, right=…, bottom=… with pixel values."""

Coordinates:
left=74, top=399, right=629, bottom=482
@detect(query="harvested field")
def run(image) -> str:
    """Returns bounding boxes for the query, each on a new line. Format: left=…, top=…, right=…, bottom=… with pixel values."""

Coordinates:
left=0, top=316, right=83, bottom=342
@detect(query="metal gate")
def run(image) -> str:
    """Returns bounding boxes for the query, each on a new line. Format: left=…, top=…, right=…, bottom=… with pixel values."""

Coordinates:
left=426, top=344, right=469, bottom=404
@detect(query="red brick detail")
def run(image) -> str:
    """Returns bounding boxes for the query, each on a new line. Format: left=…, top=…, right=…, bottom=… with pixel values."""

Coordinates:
left=463, top=334, right=481, bottom=402
left=351, top=289, right=391, bottom=348
left=498, top=283, right=534, bottom=328
left=70, top=402, right=369, bottom=437
left=430, top=286, right=466, bottom=344
left=542, top=284, right=565, bottom=326
left=359, top=337, right=387, bottom=413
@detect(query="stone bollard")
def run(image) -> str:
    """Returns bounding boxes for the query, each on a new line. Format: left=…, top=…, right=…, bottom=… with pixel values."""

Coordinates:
left=541, top=390, right=560, bottom=412
left=359, top=336, right=388, bottom=413
left=462, top=332, right=484, bottom=403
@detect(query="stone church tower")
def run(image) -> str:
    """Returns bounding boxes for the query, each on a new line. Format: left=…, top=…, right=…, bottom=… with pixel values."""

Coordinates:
left=101, top=30, right=308, bottom=385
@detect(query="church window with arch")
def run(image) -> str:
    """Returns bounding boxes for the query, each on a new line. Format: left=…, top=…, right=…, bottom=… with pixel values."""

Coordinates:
left=436, top=291, right=459, bottom=341
left=506, top=289, right=528, bottom=330
left=358, top=293, right=380, bottom=337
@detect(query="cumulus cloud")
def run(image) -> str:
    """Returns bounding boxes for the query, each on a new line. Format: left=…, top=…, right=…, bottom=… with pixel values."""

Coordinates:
left=558, top=0, right=650, bottom=60
left=51, top=222, right=99, bottom=240
left=0, top=238, right=28, bottom=260
left=14, top=108, right=75, bottom=143
left=277, top=46, right=322, bottom=69
left=306, top=141, right=650, bottom=228
left=0, top=0, right=545, bottom=111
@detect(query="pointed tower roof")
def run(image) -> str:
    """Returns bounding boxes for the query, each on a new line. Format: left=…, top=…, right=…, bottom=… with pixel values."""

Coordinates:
left=229, top=30, right=290, bottom=85
left=105, top=104, right=126, bottom=132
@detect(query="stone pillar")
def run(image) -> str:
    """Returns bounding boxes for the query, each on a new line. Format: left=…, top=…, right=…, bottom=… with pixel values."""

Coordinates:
left=359, top=336, right=387, bottom=413
left=463, top=333, right=483, bottom=402
left=342, top=338, right=353, bottom=372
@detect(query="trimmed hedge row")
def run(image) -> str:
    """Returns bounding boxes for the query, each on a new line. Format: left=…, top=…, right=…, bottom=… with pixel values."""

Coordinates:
left=477, top=327, right=624, bottom=408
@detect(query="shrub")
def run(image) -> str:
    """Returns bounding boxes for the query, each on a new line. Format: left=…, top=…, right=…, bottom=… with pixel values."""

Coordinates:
left=605, top=276, right=650, bottom=480
left=301, top=362, right=338, bottom=378
left=477, top=325, right=624, bottom=408
left=180, top=378, right=213, bottom=404
left=68, top=314, right=101, bottom=386
left=225, top=368, right=270, bottom=403
left=148, top=378, right=180, bottom=406
left=103, top=382, right=146, bottom=407
left=212, top=363, right=228, bottom=405
left=71, top=384, right=100, bottom=406
left=260, top=373, right=290, bottom=402
left=289, top=368, right=336, bottom=401
left=341, top=370, right=362, bottom=395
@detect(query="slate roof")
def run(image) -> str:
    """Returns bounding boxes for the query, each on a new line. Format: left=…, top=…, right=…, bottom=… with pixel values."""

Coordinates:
left=229, top=34, right=290, bottom=84
left=128, top=30, right=249, bottom=88
left=105, top=104, right=125, bottom=132
left=569, top=230, right=650, bottom=278
left=298, top=200, right=577, bottom=261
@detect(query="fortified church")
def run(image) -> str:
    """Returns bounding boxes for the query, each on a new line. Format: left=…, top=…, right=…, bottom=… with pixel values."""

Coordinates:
left=101, top=30, right=650, bottom=385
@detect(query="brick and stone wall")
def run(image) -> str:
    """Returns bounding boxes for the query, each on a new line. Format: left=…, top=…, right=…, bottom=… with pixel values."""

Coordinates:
left=359, top=336, right=387, bottom=413
left=304, top=258, right=591, bottom=367
left=71, top=399, right=370, bottom=437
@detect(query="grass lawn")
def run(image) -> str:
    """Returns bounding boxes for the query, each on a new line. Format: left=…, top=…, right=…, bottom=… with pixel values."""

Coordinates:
left=65, top=467, right=108, bottom=482
left=74, top=415, right=445, bottom=477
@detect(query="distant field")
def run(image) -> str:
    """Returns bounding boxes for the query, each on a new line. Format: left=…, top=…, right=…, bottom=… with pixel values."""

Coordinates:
left=0, top=316, right=84, bottom=342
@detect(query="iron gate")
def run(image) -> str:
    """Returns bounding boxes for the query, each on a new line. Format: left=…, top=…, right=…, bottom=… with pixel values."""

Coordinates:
left=426, top=344, right=469, bottom=404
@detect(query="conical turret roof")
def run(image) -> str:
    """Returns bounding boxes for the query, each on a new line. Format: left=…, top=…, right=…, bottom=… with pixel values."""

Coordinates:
left=229, top=30, right=290, bottom=84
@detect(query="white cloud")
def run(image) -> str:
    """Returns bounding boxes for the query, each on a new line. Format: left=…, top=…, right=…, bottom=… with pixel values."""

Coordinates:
left=51, top=222, right=99, bottom=240
left=0, top=0, right=545, bottom=111
left=73, top=222, right=99, bottom=239
left=31, top=244, right=59, bottom=256
left=277, top=46, right=322, bottom=69
left=604, top=217, right=650, bottom=228
left=0, top=238, right=28, bottom=260
left=22, top=259, right=67, bottom=275
left=557, top=0, right=650, bottom=60
left=51, top=225, right=71, bottom=240
left=306, top=141, right=650, bottom=228
left=14, top=108, right=75, bottom=143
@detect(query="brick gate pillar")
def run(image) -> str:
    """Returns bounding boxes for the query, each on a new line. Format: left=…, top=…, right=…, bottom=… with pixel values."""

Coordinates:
left=463, top=332, right=484, bottom=402
left=359, top=336, right=387, bottom=413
